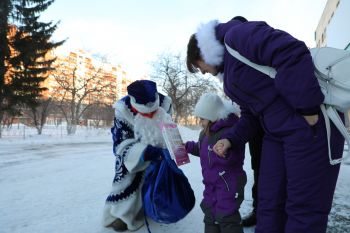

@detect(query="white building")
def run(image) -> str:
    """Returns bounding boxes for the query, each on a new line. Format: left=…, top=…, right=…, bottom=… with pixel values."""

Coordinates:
left=315, top=0, right=350, bottom=49
left=315, top=0, right=350, bottom=126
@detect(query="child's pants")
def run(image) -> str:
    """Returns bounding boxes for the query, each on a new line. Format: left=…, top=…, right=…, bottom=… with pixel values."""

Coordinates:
left=200, top=202, right=243, bottom=233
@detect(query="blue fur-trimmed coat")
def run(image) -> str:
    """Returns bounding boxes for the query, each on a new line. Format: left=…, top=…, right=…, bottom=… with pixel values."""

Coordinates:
left=102, top=94, right=172, bottom=230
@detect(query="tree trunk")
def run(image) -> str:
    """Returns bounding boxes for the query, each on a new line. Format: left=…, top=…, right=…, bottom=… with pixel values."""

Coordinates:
left=67, top=123, right=77, bottom=135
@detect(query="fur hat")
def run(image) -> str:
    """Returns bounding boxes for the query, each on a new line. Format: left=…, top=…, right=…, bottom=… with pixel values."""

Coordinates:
left=194, top=93, right=240, bottom=122
left=127, top=80, right=159, bottom=113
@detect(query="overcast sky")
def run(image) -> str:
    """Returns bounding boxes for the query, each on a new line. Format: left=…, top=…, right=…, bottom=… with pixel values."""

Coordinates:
left=40, top=0, right=328, bottom=78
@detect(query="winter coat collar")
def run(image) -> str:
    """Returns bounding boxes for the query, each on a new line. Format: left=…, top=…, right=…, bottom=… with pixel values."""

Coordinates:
left=195, top=20, right=224, bottom=66
left=210, top=113, right=239, bottom=132
left=195, top=19, right=243, bottom=67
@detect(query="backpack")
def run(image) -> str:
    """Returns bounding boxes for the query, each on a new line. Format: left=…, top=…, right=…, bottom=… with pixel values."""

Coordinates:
left=225, top=44, right=350, bottom=165
left=142, top=149, right=195, bottom=226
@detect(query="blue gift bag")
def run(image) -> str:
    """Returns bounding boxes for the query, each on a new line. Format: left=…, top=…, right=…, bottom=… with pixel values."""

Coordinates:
left=142, top=149, right=195, bottom=224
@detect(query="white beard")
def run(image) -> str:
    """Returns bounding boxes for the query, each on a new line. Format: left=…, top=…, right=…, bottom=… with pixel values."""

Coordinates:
left=215, top=72, right=224, bottom=82
left=134, top=108, right=173, bottom=149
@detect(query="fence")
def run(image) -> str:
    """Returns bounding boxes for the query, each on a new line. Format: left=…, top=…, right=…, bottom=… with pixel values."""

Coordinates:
left=0, top=124, right=110, bottom=139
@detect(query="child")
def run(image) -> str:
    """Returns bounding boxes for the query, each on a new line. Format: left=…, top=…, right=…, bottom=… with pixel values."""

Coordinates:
left=102, top=80, right=172, bottom=232
left=185, top=93, right=246, bottom=233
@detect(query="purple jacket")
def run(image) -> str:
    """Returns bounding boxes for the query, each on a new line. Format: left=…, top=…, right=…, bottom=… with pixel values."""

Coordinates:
left=215, top=20, right=324, bottom=147
left=185, top=113, right=246, bottom=216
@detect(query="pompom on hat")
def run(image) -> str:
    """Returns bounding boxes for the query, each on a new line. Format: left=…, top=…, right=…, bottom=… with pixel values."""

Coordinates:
left=194, top=93, right=240, bottom=122
left=127, top=80, right=159, bottom=113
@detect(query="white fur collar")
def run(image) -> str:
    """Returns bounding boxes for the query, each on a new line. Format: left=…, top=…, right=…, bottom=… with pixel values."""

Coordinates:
left=113, top=100, right=134, bottom=127
left=160, top=95, right=172, bottom=113
left=195, top=20, right=224, bottom=66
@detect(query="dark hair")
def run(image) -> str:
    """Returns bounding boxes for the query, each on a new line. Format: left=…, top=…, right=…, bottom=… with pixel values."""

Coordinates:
left=186, top=34, right=202, bottom=73
left=231, top=16, right=248, bottom=22
left=204, top=121, right=213, bottom=137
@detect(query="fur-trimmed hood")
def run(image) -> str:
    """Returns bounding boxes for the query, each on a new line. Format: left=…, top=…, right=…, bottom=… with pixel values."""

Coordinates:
left=195, top=19, right=244, bottom=67
left=195, top=20, right=224, bottom=67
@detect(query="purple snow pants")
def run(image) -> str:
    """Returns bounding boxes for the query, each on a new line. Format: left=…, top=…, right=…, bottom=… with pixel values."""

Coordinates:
left=255, top=98, right=344, bottom=233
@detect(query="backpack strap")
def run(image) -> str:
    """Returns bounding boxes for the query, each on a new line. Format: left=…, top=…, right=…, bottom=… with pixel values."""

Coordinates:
left=224, top=43, right=277, bottom=78
left=321, top=104, right=350, bottom=165
left=225, top=43, right=349, bottom=165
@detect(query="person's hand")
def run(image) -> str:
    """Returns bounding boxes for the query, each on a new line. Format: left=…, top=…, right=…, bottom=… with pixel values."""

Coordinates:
left=303, top=114, right=319, bottom=126
left=213, top=139, right=232, bottom=158
left=142, top=145, right=163, bottom=161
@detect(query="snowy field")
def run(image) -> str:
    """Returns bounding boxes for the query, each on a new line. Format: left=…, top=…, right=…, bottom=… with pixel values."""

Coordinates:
left=0, top=126, right=349, bottom=233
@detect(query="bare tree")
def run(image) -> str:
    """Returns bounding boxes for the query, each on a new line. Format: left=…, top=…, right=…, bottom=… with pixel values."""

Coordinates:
left=22, top=98, right=53, bottom=134
left=82, top=102, right=114, bottom=128
left=0, top=112, right=16, bottom=138
left=50, top=58, right=115, bottom=134
left=151, top=52, right=218, bottom=124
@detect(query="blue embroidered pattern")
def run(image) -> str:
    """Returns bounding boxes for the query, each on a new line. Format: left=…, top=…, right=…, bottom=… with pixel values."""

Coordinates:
left=113, top=157, right=127, bottom=183
left=106, top=171, right=144, bottom=202
left=111, top=118, right=133, bottom=155
left=112, top=144, right=133, bottom=183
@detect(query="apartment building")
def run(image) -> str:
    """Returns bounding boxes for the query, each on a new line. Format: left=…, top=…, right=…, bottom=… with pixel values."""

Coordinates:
left=315, top=0, right=350, bottom=126
left=315, top=0, right=350, bottom=49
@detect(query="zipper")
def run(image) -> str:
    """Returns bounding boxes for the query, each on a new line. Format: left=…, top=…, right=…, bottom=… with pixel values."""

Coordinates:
left=233, top=83, right=265, bottom=105
left=207, top=146, right=212, bottom=166
left=219, top=171, right=230, bottom=191
left=325, top=54, right=350, bottom=82
left=328, top=53, right=350, bottom=69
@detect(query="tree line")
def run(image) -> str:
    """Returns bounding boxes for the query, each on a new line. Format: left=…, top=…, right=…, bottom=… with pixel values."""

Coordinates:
left=0, top=1, right=221, bottom=137
left=0, top=0, right=63, bottom=136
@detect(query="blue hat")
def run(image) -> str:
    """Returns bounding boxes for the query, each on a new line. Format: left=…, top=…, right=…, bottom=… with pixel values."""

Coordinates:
left=127, top=80, right=159, bottom=113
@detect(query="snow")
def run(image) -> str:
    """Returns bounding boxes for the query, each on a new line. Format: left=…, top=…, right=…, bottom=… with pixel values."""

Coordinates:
left=0, top=126, right=349, bottom=233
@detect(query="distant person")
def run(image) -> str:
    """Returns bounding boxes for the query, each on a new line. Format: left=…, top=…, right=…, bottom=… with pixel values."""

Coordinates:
left=186, top=16, right=344, bottom=233
left=185, top=93, right=246, bottom=233
left=101, top=80, right=172, bottom=231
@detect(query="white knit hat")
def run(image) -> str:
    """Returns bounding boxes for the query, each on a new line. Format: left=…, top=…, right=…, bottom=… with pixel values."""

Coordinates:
left=194, top=93, right=240, bottom=122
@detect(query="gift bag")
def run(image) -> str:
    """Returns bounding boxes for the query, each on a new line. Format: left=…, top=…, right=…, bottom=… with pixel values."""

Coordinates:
left=142, top=149, right=195, bottom=224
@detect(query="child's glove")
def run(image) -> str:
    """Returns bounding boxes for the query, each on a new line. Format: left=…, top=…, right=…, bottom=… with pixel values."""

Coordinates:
left=142, top=145, right=163, bottom=161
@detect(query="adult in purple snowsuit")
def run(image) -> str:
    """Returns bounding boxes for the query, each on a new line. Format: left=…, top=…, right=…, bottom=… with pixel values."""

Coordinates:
left=186, top=18, right=345, bottom=233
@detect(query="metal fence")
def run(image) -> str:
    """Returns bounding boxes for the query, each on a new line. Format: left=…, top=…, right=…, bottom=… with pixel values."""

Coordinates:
left=0, top=124, right=111, bottom=139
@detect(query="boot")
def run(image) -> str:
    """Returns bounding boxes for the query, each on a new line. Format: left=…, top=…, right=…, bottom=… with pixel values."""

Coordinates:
left=242, top=210, right=257, bottom=227
left=107, top=218, right=127, bottom=232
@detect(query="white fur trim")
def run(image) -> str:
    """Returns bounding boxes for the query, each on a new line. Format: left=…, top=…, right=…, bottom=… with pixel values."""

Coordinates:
left=160, top=95, right=172, bottom=113
left=223, top=98, right=241, bottom=116
left=116, top=139, right=149, bottom=173
left=130, top=94, right=159, bottom=113
left=102, top=176, right=145, bottom=230
left=196, top=20, right=224, bottom=66
left=113, top=100, right=134, bottom=127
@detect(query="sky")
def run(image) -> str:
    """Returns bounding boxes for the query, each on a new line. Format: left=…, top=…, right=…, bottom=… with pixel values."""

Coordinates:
left=40, top=0, right=328, bottom=78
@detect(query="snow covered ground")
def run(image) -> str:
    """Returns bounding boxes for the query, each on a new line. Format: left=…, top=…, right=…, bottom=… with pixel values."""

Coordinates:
left=0, top=126, right=349, bottom=233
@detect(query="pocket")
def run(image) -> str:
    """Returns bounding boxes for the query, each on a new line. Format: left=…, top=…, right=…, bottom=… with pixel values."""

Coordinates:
left=298, top=113, right=321, bottom=139
left=300, top=114, right=320, bottom=128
